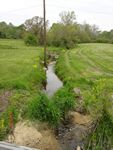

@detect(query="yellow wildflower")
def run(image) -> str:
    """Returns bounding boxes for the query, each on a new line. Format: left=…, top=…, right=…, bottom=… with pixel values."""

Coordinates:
left=33, top=64, right=37, bottom=68
left=0, top=119, right=4, bottom=128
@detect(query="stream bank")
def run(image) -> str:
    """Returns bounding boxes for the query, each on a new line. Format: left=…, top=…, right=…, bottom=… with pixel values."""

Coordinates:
left=45, top=60, right=93, bottom=150
left=56, top=112, right=93, bottom=150
left=6, top=57, right=93, bottom=150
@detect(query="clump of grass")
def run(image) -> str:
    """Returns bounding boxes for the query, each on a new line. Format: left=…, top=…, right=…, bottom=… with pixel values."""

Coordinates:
left=27, top=93, right=61, bottom=126
left=53, top=86, right=76, bottom=119
left=83, top=78, right=113, bottom=119
left=83, top=78, right=113, bottom=149
left=27, top=87, right=76, bottom=126
left=85, top=112, right=113, bottom=150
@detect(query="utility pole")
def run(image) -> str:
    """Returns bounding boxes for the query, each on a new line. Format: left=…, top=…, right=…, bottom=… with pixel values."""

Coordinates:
left=43, top=0, right=47, bottom=68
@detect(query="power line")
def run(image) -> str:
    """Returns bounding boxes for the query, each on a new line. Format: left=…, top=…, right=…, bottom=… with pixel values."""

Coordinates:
left=0, top=5, right=42, bottom=14
left=0, top=3, right=113, bottom=16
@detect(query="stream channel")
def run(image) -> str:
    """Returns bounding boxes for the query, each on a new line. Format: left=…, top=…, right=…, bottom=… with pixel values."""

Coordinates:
left=45, top=62, right=89, bottom=150
left=46, top=61, right=63, bottom=97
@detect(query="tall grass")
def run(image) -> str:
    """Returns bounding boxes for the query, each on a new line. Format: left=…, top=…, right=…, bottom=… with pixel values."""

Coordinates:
left=27, top=87, right=76, bottom=126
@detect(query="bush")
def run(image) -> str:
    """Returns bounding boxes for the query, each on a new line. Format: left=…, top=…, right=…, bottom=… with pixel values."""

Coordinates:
left=24, top=34, right=38, bottom=46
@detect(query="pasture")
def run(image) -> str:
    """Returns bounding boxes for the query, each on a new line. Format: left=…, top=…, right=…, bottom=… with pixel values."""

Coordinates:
left=0, top=39, right=45, bottom=90
left=56, top=43, right=113, bottom=88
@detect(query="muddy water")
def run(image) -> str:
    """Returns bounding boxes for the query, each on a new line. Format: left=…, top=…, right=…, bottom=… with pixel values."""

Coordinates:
left=46, top=62, right=63, bottom=97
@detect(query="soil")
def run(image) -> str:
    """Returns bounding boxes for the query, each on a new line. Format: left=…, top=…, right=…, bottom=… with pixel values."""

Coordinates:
left=7, top=115, right=92, bottom=150
left=7, top=121, right=61, bottom=150
left=0, top=91, right=12, bottom=113
left=56, top=112, right=93, bottom=150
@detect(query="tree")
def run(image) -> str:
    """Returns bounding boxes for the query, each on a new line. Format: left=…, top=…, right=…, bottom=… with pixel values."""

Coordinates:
left=24, top=33, right=38, bottom=46
left=59, top=11, right=76, bottom=25
left=0, top=22, right=7, bottom=38
left=47, top=11, right=79, bottom=49
left=24, top=16, right=48, bottom=45
left=78, top=23, right=100, bottom=43
left=0, top=22, right=25, bottom=39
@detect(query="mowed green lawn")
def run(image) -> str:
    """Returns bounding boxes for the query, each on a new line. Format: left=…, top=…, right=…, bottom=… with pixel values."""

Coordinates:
left=0, top=39, right=45, bottom=90
left=56, top=43, right=113, bottom=88
left=56, top=43, right=113, bottom=121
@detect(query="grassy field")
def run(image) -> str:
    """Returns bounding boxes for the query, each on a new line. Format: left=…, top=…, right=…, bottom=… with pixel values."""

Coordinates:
left=0, top=39, right=46, bottom=139
left=56, top=43, right=113, bottom=114
left=0, top=39, right=64, bottom=140
left=56, top=43, right=113, bottom=88
left=0, top=40, right=113, bottom=148
left=56, top=43, right=113, bottom=149
left=0, top=39, right=45, bottom=90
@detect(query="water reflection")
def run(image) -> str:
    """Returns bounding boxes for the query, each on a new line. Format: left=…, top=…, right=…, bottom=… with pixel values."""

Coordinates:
left=46, top=62, right=63, bottom=97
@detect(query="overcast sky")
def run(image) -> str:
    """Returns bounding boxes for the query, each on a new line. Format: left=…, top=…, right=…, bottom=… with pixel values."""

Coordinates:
left=0, top=0, right=113, bottom=31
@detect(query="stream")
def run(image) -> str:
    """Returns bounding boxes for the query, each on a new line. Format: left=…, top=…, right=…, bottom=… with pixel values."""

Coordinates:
left=46, top=61, right=63, bottom=97
left=45, top=61, right=89, bottom=150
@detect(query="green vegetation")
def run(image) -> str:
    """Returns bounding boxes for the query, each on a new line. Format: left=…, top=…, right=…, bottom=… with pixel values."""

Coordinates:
left=53, top=86, right=76, bottom=119
left=55, top=43, right=113, bottom=149
left=24, top=34, right=38, bottom=46
left=86, top=112, right=113, bottom=150
left=0, top=11, right=113, bottom=49
left=84, top=78, right=113, bottom=149
left=0, top=39, right=45, bottom=90
left=0, top=106, right=18, bottom=140
left=0, top=39, right=45, bottom=139
left=56, top=43, right=113, bottom=86
left=27, top=87, right=75, bottom=126
left=27, top=93, right=61, bottom=126
left=0, top=22, right=24, bottom=39
left=0, top=38, right=113, bottom=149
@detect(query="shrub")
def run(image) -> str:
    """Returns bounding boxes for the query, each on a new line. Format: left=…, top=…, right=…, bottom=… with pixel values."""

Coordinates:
left=24, top=34, right=38, bottom=46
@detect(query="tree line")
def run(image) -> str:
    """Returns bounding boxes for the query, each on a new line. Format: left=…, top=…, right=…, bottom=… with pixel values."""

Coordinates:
left=0, top=11, right=113, bottom=48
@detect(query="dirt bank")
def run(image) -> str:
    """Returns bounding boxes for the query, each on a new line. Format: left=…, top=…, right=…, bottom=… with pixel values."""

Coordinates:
left=7, top=121, right=61, bottom=150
